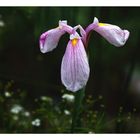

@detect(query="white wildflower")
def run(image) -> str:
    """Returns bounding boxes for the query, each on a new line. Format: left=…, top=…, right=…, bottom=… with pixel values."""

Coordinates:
left=64, top=110, right=70, bottom=115
left=40, top=96, right=53, bottom=103
left=10, top=104, right=23, bottom=114
left=40, top=96, right=48, bottom=101
left=32, top=118, right=41, bottom=127
left=62, top=94, right=75, bottom=103
left=4, top=91, right=11, bottom=97
left=0, top=20, right=4, bottom=27
left=40, top=96, right=52, bottom=102
left=13, top=115, right=18, bottom=121
left=24, top=111, right=30, bottom=117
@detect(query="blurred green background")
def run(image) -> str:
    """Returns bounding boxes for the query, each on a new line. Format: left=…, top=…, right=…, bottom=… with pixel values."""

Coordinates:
left=0, top=7, right=140, bottom=133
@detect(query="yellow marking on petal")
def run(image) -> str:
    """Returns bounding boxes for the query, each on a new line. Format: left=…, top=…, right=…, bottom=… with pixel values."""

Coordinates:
left=98, top=23, right=108, bottom=27
left=72, top=39, right=78, bottom=46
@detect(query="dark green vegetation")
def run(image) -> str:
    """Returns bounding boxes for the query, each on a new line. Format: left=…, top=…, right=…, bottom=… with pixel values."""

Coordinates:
left=0, top=7, right=140, bottom=133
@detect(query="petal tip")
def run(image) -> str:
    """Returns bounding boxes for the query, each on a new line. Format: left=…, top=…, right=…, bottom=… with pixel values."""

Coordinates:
left=93, top=17, right=99, bottom=24
left=67, top=87, right=81, bottom=93
left=124, top=30, right=130, bottom=41
left=115, top=30, right=130, bottom=47
left=59, top=20, right=67, bottom=26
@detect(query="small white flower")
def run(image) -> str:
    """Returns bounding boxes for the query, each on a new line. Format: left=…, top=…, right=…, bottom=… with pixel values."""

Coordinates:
left=13, top=115, right=18, bottom=121
left=64, top=110, right=70, bottom=115
left=24, top=111, right=30, bottom=117
left=40, top=96, right=53, bottom=104
left=0, top=20, right=4, bottom=27
left=62, top=94, right=75, bottom=103
left=4, top=91, right=11, bottom=97
left=10, top=104, right=23, bottom=114
left=40, top=96, right=52, bottom=102
left=32, top=118, right=41, bottom=127
left=41, top=96, right=48, bottom=101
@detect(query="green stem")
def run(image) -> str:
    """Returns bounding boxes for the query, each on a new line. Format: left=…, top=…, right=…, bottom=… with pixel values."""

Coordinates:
left=71, top=88, right=85, bottom=133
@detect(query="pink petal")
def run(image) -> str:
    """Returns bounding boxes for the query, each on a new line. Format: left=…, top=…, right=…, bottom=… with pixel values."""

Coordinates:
left=61, top=39, right=90, bottom=92
left=86, top=17, right=130, bottom=47
left=59, top=21, right=73, bottom=34
left=39, top=27, right=65, bottom=53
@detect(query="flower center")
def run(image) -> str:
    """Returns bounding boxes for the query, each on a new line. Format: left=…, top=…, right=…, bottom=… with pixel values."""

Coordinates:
left=72, top=39, right=78, bottom=46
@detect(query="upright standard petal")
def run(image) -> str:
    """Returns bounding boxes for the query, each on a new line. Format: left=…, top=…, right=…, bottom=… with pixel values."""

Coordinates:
left=61, top=37, right=90, bottom=92
left=86, top=17, right=130, bottom=47
left=73, top=25, right=87, bottom=46
left=39, top=21, right=67, bottom=53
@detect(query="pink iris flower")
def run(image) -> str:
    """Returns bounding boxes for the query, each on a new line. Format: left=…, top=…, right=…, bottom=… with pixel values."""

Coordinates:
left=39, top=17, right=130, bottom=92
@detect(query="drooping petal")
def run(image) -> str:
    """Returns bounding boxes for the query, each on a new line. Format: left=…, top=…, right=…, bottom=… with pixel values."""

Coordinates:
left=86, top=17, right=130, bottom=47
left=39, top=20, right=67, bottom=53
left=39, top=28, right=64, bottom=53
left=61, top=38, right=90, bottom=92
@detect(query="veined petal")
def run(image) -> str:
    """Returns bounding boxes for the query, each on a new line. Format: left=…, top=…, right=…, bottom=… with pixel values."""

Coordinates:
left=61, top=38, right=90, bottom=92
left=39, top=21, right=67, bottom=53
left=86, top=17, right=130, bottom=47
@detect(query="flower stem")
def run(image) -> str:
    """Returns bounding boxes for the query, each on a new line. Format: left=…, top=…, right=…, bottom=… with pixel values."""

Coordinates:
left=71, top=88, right=85, bottom=133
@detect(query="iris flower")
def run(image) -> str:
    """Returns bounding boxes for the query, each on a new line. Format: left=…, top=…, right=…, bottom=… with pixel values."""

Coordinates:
left=39, top=17, right=130, bottom=92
